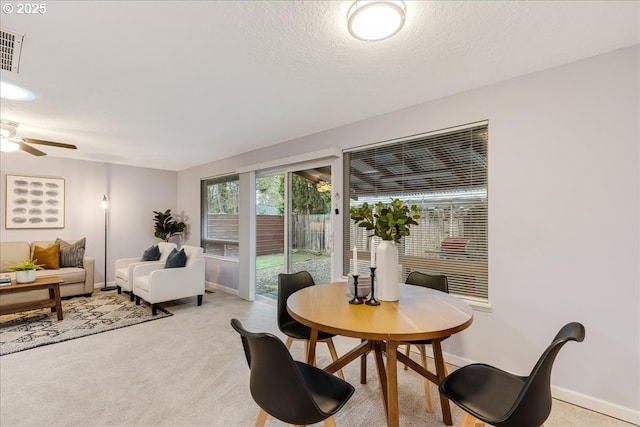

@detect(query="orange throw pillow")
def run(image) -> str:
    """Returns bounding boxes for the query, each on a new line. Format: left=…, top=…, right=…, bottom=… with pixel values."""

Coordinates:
left=33, top=244, right=61, bottom=270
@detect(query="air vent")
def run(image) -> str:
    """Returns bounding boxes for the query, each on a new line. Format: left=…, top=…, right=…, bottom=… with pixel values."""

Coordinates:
left=1, top=27, right=24, bottom=73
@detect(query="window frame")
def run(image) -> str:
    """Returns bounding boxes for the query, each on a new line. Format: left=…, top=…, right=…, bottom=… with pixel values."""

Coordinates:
left=201, top=174, right=240, bottom=259
left=343, top=122, right=490, bottom=305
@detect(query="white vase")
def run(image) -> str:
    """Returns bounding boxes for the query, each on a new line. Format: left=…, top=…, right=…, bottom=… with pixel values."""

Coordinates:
left=15, top=270, right=36, bottom=283
left=376, top=240, right=399, bottom=301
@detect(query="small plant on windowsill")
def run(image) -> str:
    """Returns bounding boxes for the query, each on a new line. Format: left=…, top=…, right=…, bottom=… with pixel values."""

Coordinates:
left=349, top=198, right=420, bottom=243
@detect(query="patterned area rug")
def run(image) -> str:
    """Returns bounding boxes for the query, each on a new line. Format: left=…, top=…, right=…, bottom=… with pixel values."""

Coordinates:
left=0, top=292, right=172, bottom=355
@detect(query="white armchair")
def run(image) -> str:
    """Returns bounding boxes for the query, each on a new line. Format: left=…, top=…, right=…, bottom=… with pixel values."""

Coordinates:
left=132, top=245, right=205, bottom=315
left=114, top=242, right=177, bottom=301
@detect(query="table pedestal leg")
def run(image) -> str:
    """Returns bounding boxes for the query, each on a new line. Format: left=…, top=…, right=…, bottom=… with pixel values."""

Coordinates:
left=306, top=328, right=318, bottom=366
left=372, top=341, right=388, bottom=416
left=432, top=339, right=452, bottom=425
left=386, top=341, right=400, bottom=427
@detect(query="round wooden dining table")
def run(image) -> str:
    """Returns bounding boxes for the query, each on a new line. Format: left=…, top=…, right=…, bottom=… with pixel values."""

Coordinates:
left=287, top=281, right=474, bottom=427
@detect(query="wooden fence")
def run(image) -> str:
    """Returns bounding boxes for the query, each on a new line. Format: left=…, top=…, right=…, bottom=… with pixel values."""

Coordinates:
left=206, top=214, right=331, bottom=256
left=292, top=214, right=331, bottom=254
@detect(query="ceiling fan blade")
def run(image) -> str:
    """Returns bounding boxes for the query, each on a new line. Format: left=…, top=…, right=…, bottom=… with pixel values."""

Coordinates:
left=17, top=141, right=47, bottom=156
left=22, top=138, right=77, bottom=150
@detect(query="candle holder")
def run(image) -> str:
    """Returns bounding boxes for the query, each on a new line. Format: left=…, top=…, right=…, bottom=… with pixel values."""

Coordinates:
left=349, top=274, right=363, bottom=305
left=365, top=267, right=380, bottom=306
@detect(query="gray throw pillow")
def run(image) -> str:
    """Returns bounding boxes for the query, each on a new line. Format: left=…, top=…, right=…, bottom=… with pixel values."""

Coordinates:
left=165, top=248, right=187, bottom=268
left=56, top=237, right=86, bottom=268
left=141, top=245, right=161, bottom=261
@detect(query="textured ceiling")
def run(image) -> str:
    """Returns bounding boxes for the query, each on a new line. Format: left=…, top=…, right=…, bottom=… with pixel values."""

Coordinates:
left=0, top=1, right=638, bottom=171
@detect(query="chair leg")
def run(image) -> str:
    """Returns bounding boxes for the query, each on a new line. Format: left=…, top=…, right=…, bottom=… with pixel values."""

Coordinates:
left=323, top=416, right=337, bottom=427
left=129, top=292, right=135, bottom=302
left=152, top=304, right=158, bottom=316
left=254, top=409, right=269, bottom=427
left=325, top=338, right=345, bottom=380
left=197, top=294, right=203, bottom=306
left=117, top=286, right=122, bottom=294
left=460, top=412, right=484, bottom=427
left=285, top=337, right=345, bottom=379
left=418, top=344, right=434, bottom=413
left=135, top=296, right=141, bottom=305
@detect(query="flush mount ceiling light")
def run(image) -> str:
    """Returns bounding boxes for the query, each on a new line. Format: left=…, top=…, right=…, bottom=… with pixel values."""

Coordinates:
left=0, top=80, right=35, bottom=100
left=347, top=1, right=406, bottom=42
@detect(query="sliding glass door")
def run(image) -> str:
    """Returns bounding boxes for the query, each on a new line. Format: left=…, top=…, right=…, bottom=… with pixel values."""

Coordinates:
left=255, top=164, right=332, bottom=301
left=288, top=167, right=332, bottom=284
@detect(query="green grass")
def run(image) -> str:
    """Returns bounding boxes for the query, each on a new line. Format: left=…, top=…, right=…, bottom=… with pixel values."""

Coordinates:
left=256, top=254, right=284, bottom=270
left=256, top=251, right=327, bottom=270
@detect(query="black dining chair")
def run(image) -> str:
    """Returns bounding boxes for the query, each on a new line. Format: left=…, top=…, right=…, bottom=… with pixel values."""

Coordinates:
left=439, top=322, right=585, bottom=427
left=278, top=271, right=344, bottom=379
left=401, top=271, right=450, bottom=413
left=230, top=318, right=355, bottom=427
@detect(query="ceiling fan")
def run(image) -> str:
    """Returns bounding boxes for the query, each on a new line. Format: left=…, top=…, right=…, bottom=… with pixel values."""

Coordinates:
left=0, top=121, right=77, bottom=156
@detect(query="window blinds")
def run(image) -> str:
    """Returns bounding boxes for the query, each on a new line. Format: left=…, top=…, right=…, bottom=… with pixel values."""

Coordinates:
left=343, top=123, right=488, bottom=300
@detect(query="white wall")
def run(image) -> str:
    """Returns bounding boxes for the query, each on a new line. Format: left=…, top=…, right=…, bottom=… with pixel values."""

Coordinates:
left=1, top=156, right=177, bottom=285
left=177, top=45, right=640, bottom=421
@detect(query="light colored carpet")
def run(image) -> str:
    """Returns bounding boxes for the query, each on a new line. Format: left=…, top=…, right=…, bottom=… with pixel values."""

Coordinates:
left=0, top=292, right=171, bottom=355
left=0, top=291, right=634, bottom=427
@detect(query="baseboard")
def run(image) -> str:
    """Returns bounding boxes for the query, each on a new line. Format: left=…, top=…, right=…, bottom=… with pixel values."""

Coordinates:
left=94, top=281, right=115, bottom=289
left=414, top=348, right=640, bottom=425
left=205, top=281, right=238, bottom=296
left=551, top=386, right=640, bottom=425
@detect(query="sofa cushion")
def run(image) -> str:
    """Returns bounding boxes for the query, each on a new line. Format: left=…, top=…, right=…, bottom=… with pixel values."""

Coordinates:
left=115, top=267, right=129, bottom=281
left=33, top=244, right=61, bottom=269
left=36, top=267, right=86, bottom=284
left=56, top=238, right=86, bottom=268
left=0, top=242, right=30, bottom=273
left=134, top=274, right=150, bottom=292
left=142, top=245, right=161, bottom=261
left=165, top=248, right=187, bottom=268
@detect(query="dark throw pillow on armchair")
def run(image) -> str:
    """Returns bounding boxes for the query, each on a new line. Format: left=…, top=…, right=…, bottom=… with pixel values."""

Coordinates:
left=165, top=248, right=187, bottom=268
left=141, top=245, right=161, bottom=261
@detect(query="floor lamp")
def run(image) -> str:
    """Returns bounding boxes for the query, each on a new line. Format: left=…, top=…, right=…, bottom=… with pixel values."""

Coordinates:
left=100, top=195, right=117, bottom=291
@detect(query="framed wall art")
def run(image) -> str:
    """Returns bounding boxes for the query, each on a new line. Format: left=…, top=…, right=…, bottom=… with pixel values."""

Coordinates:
left=5, top=174, right=65, bottom=229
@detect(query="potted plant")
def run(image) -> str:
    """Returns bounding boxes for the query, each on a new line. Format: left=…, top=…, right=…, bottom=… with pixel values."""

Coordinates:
left=153, top=209, right=186, bottom=242
left=350, top=198, right=420, bottom=301
left=349, top=198, right=420, bottom=243
left=7, top=260, right=44, bottom=283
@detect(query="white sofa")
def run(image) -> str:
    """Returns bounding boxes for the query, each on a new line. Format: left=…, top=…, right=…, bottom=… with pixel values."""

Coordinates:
left=132, top=245, right=205, bottom=315
left=114, top=242, right=177, bottom=301
left=0, top=240, right=95, bottom=307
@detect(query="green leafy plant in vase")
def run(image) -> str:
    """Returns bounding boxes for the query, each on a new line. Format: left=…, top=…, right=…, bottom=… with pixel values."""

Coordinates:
left=7, top=260, right=44, bottom=283
left=349, top=198, right=420, bottom=243
left=153, top=209, right=187, bottom=242
left=350, top=198, right=420, bottom=301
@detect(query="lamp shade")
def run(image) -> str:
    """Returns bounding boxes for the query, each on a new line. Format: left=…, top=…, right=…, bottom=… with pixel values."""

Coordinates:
left=347, top=1, right=406, bottom=41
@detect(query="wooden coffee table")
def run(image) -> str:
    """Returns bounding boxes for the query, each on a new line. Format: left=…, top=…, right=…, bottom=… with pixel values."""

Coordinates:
left=0, top=276, right=64, bottom=320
